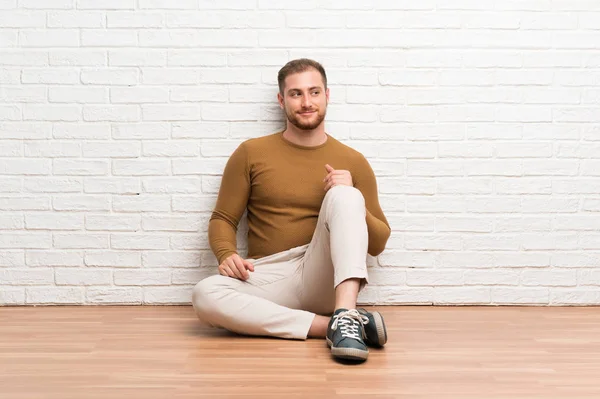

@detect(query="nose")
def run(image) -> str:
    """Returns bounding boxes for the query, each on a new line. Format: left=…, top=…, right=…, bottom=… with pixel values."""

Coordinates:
left=301, top=94, right=311, bottom=108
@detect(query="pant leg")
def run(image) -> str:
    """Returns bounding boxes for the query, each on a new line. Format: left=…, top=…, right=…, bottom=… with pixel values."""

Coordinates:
left=192, top=245, right=315, bottom=340
left=297, top=185, right=370, bottom=316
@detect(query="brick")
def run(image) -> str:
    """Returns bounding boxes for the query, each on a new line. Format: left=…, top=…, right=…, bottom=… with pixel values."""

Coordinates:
left=110, top=234, right=169, bottom=250
left=112, top=195, right=171, bottom=212
left=53, top=195, right=110, bottom=211
left=77, top=0, right=135, bottom=10
left=83, top=105, right=140, bottom=122
left=107, top=12, right=164, bottom=28
left=0, top=140, right=22, bottom=156
left=26, top=250, right=83, bottom=266
left=466, top=198, right=520, bottom=213
left=81, top=68, right=139, bottom=85
left=437, top=178, right=492, bottom=194
left=112, top=123, right=169, bottom=140
left=550, top=289, right=600, bottom=305
left=378, top=287, right=433, bottom=304
left=109, top=50, right=166, bottom=67
left=24, top=177, right=81, bottom=193
left=55, top=268, right=111, bottom=285
left=172, top=159, right=227, bottom=175
left=49, top=50, right=106, bottom=66
left=49, top=87, right=108, bottom=104
left=0, top=11, right=46, bottom=28
left=82, top=142, right=140, bottom=158
left=143, top=141, right=199, bottom=157
left=142, top=251, right=201, bottom=268
left=0, top=51, right=47, bottom=66
left=54, top=123, right=110, bottom=139
left=23, top=105, right=80, bottom=122
left=405, top=234, right=462, bottom=250
left=86, top=287, right=142, bottom=304
left=0, top=213, right=25, bottom=230
left=464, top=270, right=520, bottom=285
left=53, top=159, right=108, bottom=175
left=20, top=29, right=79, bottom=47
left=523, top=160, right=579, bottom=176
left=112, top=159, right=170, bottom=176
left=0, top=105, right=22, bottom=121
left=0, top=250, right=25, bottom=266
left=379, top=179, right=434, bottom=195
left=143, top=286, right=193, bottom=304
left=0, top=287, right=25, bottom=305
left=0, top=177, right=22, bottom=193
left=436, top=217, right=493, bottom=233
left=83, top=177, right=140, bottom=194
left=0, top=233, right=51, bottom=248
left=407, top=269, right=463, bottom=286
left=435, top=252, right=495, bottom=268
left=492, top=288, right=549, bottom=304
left=142, top=215, right=205, bottom=232
left=142, top=105, right=201, bottom=121
left=522, top=269, right=577, bottom=286
left=521, top=233, right=579, bottom=250
left=25, top=212, right=83, bottom=230
left=47, top=11, right=104, bottom=28
left=433, top=287, right=491, bottom=304
left=438, top=142, right=493, bottom=158
left=143, top=178, right=202, bottom=194
left=0, top=196, right=49, bottom=210
left=85, top=214, right=140, bottom=231
left=495, top=217, right=551, bottom=232
left=26, top=287, right=84, bottom=305
left=84, top=251, right=141, bottom=267
left=20, top=0, right=74, bottom=9
left=114, top=269, right=171, bottom=285
left=521, top=197, right=579, bottom=213
left=463, top=235, right=520, bottom=251
left=171, top=195, right=217, bottom=211
left=54, top=233, right=108, bottom=249
left=81, top=29, right=137, bottom=47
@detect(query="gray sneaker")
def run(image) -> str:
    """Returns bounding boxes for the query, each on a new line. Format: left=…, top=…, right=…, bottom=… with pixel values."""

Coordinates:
left=326, top=308, right=369, bottom=362
left=357, top=308, right=388, bottom=347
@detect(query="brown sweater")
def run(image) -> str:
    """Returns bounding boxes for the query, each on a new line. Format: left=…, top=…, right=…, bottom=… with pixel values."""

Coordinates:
left=208, top=131, right=391, bottom=264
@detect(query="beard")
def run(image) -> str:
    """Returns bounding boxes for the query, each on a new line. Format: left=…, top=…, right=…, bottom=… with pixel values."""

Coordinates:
left=284, top=105, right=327, bottom=130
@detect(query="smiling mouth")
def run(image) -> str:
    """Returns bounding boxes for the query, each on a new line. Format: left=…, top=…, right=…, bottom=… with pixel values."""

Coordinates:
left=298, top=111, right=316, bottom=115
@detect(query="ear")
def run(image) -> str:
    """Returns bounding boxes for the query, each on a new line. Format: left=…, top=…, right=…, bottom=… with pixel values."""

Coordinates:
left=325, top=88, right=330, bottom=103
left=277, top=92, right=284, bottom=109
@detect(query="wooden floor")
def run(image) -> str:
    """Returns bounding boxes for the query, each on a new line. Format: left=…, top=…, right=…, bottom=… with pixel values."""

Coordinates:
left=1, top=306, right=599, bottom=399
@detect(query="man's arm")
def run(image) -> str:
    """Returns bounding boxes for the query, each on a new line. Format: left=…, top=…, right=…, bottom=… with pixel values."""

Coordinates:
left=352, top=154, right=391, bottom=256
left=208, top=142, right=251, bottom=265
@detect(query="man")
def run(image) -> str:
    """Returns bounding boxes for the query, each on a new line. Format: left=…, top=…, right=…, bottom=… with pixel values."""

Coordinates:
left=192, top=58, right=391, bottom=362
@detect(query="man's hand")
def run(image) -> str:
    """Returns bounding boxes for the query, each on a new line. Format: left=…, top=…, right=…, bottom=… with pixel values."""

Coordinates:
left=323, top=164, right=353, bottom=191
left=218, top=254, right=254, bottom=281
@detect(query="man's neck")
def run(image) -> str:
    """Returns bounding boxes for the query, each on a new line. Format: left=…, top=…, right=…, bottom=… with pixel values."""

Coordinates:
left=282, top=124, right=327, bottom=147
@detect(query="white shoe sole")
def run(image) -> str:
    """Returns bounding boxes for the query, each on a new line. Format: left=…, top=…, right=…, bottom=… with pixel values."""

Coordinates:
left=371, top=311, right=388, bottom=347
left=326, top=337, right=369, bottom=361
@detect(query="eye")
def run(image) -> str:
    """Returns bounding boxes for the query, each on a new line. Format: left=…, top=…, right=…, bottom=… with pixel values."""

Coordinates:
left=312, top=90, right=320, bottom=95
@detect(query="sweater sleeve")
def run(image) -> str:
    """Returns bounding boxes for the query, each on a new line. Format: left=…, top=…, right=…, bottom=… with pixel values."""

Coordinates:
left=208, top=142, right=251, bottom=265
left=352, top=154, right=391, bottom=256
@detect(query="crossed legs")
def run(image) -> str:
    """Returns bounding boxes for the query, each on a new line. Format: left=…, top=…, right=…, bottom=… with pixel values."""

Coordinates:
left=192, top=185, right=369, bottom=340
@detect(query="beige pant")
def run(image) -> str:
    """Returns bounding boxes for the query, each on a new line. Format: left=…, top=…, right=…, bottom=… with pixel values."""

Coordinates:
left=192, top=185, right=369, bottom=340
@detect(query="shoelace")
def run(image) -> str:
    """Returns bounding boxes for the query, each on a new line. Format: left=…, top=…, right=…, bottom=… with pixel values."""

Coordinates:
left=331, top=309, right=370, bottom=340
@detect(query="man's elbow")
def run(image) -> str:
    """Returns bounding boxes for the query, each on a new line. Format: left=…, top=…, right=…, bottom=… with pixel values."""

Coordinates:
left=367, top=227, right=391, bottom=257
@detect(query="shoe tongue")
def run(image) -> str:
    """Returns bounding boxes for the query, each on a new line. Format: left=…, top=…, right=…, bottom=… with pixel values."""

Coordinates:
left=333, top=308, right=349, bottom=316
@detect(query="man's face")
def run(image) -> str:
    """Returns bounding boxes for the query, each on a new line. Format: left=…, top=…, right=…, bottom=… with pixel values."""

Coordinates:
left=278, top=69, right=329, bottom=131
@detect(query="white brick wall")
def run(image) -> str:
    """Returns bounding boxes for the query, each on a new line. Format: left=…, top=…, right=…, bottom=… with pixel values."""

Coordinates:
left=1, top=1, right=600, bottom=306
